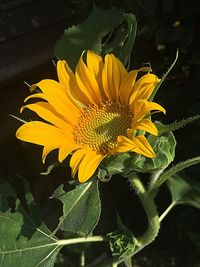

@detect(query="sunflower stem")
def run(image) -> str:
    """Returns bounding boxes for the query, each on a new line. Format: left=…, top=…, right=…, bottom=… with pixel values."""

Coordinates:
left=129, top=175, right=160, bottom=248
left=94, top=175, right=160, bottom=267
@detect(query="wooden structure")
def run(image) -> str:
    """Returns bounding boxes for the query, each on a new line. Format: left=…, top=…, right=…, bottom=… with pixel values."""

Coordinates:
left=0, top=0, right=85, bottom=82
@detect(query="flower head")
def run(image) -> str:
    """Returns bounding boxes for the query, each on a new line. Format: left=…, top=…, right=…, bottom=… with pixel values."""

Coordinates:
left=16, top=51, right=165, bottom=182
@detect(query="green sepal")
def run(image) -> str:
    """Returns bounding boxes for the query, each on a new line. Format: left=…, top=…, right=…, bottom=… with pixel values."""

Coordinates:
left=51, top=180, right=101, bottom=237
left=124, top=131, right=176, bottom=174
left=107, top=214, right=140, bottom=263
left=55, top=6, right=137, bottom=70
left=97, top=153, right=130, bottom=181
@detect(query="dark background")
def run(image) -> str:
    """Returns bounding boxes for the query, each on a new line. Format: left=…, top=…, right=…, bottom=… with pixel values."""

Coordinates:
left=0, top=0, right=200, bottom=266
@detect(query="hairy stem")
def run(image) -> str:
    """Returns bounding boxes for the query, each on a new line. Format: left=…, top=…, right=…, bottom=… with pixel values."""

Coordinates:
left=106, top=175, right=160, bottom=267
left=130, top=175, right=160, bottom=247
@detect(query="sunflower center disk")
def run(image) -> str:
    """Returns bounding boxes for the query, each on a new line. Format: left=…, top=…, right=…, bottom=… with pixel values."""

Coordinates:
left=73, top=101, right=132, bottom=154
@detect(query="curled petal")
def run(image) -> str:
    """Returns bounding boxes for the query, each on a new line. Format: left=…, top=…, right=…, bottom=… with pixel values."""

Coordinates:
left=133, top=99, right=166, bottom=122
left=116, top=135, right=156, bottom=158
left=129, top=74, right=160, bottom=104
left=120, top=67, right=152, bottom=104
left=132, top=118, right=158, bottom=136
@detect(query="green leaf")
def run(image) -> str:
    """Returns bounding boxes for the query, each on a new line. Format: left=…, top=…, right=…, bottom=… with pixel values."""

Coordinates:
left=0, top=180, right=61, bottom=267
left=55, top=6, right=137, bottom=70
left=151, top=156, right=200, bottom=191
left=124, top=131, right=176, bottom=173
left=167, top=174, right=200, bottom=209
left=52, top=180, right=101, bottom=237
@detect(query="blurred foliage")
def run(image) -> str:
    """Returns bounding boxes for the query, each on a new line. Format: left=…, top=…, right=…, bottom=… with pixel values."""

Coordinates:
left=55, top=7, right=137, bottom=70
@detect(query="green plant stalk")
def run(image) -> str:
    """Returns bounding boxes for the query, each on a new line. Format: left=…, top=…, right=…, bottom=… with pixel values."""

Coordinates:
left=159, top=202, right=176, bottom=222
left=57, top=235, right=104, bottom=246
left=157, top=114, right=200, bottom=135
left=150, top=156, right=200, bottom=192
left=105, top=175, right=160, bottom=267
left=130, top=175, right=160, bottom=248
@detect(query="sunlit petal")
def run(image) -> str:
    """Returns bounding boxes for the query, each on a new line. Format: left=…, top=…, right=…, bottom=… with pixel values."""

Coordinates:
left=70, top=148, right=88, bottom=178
left=133, top=99, right=166, bottom=122
left=21, top=102, right=74, bottom=131
left=76, top=53, right=102, bottom=105
left=78, top=151, right=105, bottom=183
left=120, top=67, right=151, bottom=104
left=102, top=54, right=127, bottom=102
left=57, top=60, right=89, bottom=107
left=117, top=135, right=155, bottom=158
left=33, top=79, right=80, bottom=124
left=132, top=118, right=158, bottom=136
left=16, top=121, right=73, bottom=146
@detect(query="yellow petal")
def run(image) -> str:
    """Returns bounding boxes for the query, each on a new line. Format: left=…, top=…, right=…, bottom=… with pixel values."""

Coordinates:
left=24, top=93, right=46, bottom=103
left=134, top=73, right=160, bottom=89
left=120, top=67, right=151, bottom=104
left=57, top=60, right=71, bottom=89
left=117, top=135, right=156, bottom=158
left=57, top=60, right=89, bottom=107
left=132, top=99, right=166, bottom=122
left=86, top=50, right=106, bottom=100
left=58, top=146, right=79, bottom=163
left=16, top=121, right=73, bottom=147
left=70, top=148, right=88, bottom=178
left=87, top=50, right=103, bottom=78
left=33, top=79, right=80, bottom=124
left=42, top=146, right=56, bottom=163
left=115, top=136, right=137, bottom=153
left=132, top=119, right=158, bottom=136
left=78, top=151, right=105, bottom=183
left=102, top=54, right=127, bottom=102
left=129, top=74, right=160, bottom=105
left=76, top=53, right=102, bottom=105
left=21, top=102, right=73, bottom=132
left=132, top=135, right=156, bottom=158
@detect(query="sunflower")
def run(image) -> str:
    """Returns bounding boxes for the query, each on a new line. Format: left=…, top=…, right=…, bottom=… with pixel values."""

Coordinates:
left=16, top=51, right=165, bottom=183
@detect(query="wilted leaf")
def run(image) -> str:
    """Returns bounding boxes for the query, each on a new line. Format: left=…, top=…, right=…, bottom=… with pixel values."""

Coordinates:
left=52, top=180, right=101, bottom=236
left=167, top=174, right=200, bottom=209
left=55, top=6, right=137, bottom=69
left=0, top=180, right=61, bottom=267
